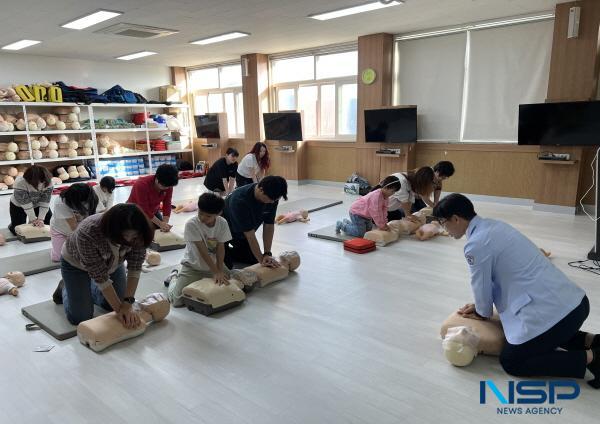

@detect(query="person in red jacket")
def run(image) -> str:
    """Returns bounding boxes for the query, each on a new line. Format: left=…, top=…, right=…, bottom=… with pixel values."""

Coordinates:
left=127, top=164, right=179, bottom=232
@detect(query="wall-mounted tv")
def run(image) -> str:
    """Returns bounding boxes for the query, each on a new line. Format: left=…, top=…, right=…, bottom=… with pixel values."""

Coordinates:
left=518, top=100, right=600, bottom=146
left=194, top=114, right=220, bottom=139
left=263, top=112, right=303, bottom=141
left=364, top=107, right=417, bottom=143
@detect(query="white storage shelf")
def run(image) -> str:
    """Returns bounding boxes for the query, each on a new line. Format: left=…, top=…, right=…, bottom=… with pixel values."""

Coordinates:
left=0, top=102, right=193, bottom=182
left=34, top=156, right=95, bottom=163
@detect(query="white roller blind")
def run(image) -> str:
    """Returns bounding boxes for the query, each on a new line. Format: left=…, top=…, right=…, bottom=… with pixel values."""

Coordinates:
left=397, top=33, right=466, bottom=141
left=462, top=20, right=553, bottom=141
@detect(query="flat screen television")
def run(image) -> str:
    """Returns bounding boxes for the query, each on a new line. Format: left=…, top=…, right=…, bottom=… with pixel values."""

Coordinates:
left=518, top=100, right=600, bottom=146
left=194, top=114, right=220, bottom=139
left=263, top=112, right=303, bottom=141
left=364, top=107, right=417, bottom=143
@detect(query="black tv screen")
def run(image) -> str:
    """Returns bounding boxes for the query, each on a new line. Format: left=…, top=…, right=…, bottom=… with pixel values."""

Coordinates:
left=263, top=113, right=303, bottom=141
left=518, top=101, right=600, bottom=146
left=194, top=114, right=220, bottom=139
left=365, top=107, right=417, bottom=143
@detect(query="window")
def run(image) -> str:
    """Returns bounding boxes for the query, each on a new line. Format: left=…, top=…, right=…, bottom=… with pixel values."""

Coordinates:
left=271, top=50, right=358, bottom=140
left=189, top=68, right=219, bottom=91
left=277, top=88, right=296, bottom=111
left=298, top=86, right=318, bottom=137
left=316, top=51, right=358, bottom=79
left=339, top=83, right=357, bottom=135
left=188, top=64, right=245, bottom=137
left=272, top=56, right=314, bottom=84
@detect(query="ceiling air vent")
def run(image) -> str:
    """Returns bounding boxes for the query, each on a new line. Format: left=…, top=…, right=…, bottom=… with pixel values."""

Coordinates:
left=95, top=23, right=178, bottom=39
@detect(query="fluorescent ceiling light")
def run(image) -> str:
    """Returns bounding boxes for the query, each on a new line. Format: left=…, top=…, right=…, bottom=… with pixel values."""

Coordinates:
left=190, top=31, right=250, bottom=45
left=116, top=51, right=157, bottom=61
left=1, top=39, right=41, bottom=50
left=62, top=10, right=122, bottom=30
left=309, top=0, right=404, bottom=21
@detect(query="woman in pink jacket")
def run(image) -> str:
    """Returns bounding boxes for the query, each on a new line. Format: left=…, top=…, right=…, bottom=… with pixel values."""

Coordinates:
left=336, top=175, right=401, bottom=237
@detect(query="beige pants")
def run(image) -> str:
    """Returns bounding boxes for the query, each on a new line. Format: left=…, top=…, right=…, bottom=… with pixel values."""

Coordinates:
left=167, top=263, right=230, bottom=307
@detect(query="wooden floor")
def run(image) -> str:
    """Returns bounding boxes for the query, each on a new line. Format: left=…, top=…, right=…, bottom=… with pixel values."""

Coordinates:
left=0, top=179, right=598, bottom=423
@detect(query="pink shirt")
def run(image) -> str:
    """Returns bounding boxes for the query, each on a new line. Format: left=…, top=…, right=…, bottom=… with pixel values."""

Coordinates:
left=349, top=189, right=388, bottom=229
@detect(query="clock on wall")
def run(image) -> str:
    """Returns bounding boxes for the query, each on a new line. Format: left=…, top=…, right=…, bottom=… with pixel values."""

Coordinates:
left=361, top=68, right=377, bottom=85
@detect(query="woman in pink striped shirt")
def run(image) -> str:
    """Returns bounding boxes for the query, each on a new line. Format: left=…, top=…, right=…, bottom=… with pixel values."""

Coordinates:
left=336, top=175, right=401, bottom=237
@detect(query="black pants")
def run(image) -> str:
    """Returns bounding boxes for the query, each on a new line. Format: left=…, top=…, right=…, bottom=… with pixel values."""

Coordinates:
left=500, top=296, right=590, bottom=378
left=411, top=197, right=427, bottom=213
left=387, top=209, right=405, bottom=221
left=235, top=173, right=254, bottom=188
left=9, top=202, right=52, bottom=235
left=224, top=237, right=259, bottom=269
left=204, top=180, right=225, bottom=193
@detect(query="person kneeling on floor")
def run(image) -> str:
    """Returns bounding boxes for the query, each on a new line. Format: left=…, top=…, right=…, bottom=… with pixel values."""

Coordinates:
left=50, top=183, right=98, bottom=262
left=336, top=175, right=401, bottom=237
left=222, top=175, right=287, bottom=269
left=53, top=204, right=154, bottom=328
left=433, top=193, right=600, bottom=388
left=165, top=192, right=232, bottom=307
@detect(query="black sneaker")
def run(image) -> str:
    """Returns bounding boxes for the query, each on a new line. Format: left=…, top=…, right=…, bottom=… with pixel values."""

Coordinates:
left=588, top=348, right=600, bottom=389
left=163, top=269, right=178, bottom=287
left=52, top=280, right=64, bottom=305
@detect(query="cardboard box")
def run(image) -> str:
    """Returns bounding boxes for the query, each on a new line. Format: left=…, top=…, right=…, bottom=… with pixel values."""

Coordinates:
left=159, top=85, right=181, bottom=103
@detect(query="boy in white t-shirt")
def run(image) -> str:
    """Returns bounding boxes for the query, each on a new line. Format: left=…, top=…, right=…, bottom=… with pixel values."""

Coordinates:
left=93, top=176, right=115, bottom=213
left=166, top=192, right=232, bottom=307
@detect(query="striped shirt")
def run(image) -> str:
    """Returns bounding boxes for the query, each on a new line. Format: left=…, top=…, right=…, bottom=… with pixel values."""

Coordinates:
left=10, top=177, right=53, bottom=221
left=61, top=214, right=145, bottom=289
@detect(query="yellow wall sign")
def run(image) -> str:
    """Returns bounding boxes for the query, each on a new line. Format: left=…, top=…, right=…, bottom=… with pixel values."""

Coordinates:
left=14, top=84, right=63, bottom=102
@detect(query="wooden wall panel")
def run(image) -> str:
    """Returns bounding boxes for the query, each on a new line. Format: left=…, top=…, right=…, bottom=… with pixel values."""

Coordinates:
left=547, top=1, right=600, bottom=101
left=305, top=146, right=357, bottom=181
left=415, top=144, right=541, bottom=199
left=355, top=33, right=396, bottom=184
left=537, top=0, right=600, bottom=207
left=242, top=54, right=269, bottom=143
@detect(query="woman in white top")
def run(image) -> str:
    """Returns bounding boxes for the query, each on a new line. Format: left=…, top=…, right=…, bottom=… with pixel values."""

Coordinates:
left=50, top=183, right=98, bottom=262
left=387, top=167, right=435, bottom=221
left=235, top=142, right=270, bottom=188
left=9, top=165, right=54, bottom=235
left=93, top=176, right=116, bottom=212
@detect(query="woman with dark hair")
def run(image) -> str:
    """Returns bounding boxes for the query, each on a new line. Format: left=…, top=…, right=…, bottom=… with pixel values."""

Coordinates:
left=8, top=165, right=54, bottom=235
left=50, top=183, right=98, bottom=262
left=387, top=167, right=435, bottom=221
left=412, top=160, right=456, bottom=211
left=236, top=142, right=270, bottom=187
left=204, top=147, right=239, bottom=195
left=52, top=203, right=155, bottom=327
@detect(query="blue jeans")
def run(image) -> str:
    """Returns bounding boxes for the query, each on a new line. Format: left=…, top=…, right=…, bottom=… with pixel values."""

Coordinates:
left=341, top=213, right=373, bottom=237
left=61, top=258, right=127, bottom=325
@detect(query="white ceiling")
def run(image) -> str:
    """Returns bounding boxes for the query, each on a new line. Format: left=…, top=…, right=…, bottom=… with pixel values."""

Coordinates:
left=1, top=0, right=564, bottom=67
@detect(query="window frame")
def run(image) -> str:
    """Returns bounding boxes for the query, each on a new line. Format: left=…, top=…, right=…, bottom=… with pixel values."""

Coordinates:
left=188, top=64, right=245, bottom=138
left=270, top=55, right=358, bottom=142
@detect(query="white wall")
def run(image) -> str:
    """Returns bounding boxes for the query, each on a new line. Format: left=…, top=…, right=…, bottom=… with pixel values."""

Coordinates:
left=0, top=53, right=171, bottom=100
